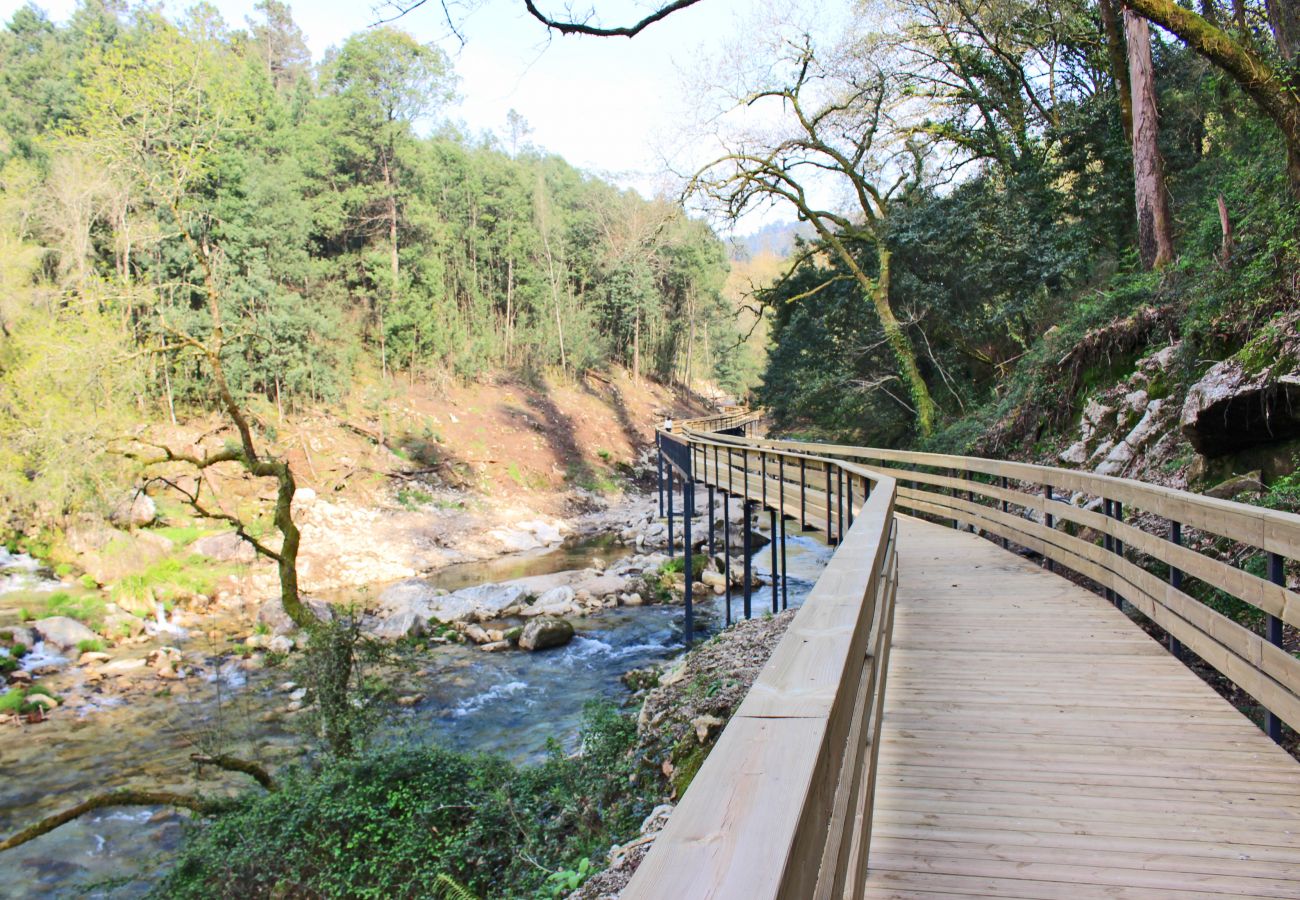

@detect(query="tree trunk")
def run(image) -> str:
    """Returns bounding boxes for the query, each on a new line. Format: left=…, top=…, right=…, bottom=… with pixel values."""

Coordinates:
left=871, top=247, right=935, bottom=435
left=382, top=152, right=398, bottom=380
left=1124, top=0, right=1300, bottom=197
left=1125, top=9, right=1176, bottom=269
left=1100, top=0, right=1134, bottom=141
left=1267, top=0, right=1300, bottom=61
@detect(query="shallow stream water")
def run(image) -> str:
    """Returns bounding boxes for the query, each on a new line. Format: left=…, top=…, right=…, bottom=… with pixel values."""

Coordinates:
left=0, top=528, right=832, bottom=897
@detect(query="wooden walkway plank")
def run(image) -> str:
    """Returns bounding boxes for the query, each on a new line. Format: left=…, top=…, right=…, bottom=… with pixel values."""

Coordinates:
left=863, top=515, right=1300, bottom=899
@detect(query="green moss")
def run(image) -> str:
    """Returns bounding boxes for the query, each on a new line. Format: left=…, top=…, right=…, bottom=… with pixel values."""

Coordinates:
left=0, top=689, right=23, bottom=714
left=670, top=741, right=708, bottom=796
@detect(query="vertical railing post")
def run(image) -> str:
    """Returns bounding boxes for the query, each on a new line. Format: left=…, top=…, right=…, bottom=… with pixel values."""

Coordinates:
left=723, top=488, right=732, bottom=627
left=1043, top=484, right=1055, bottom=574
left=1265, top=552, right=1286, bottom=743
left=656, top=433, right=664, bottom=517
left=1168, top=520, right=1183, bottom=658
left=837, top=466, right=845, bottom=544
left=743, top=498, right=753, bottom=619
left=847, top=474, right=855, bottom=529
left=1114, top=500, right=1126, bottom=608
left=825, top=462, right=834, bottom=544
left=966, top=470, right=975, bottom=533
left=667, top=467, right=675, bottom=559
left=779, top=502, right=788, bottom=610
left=949, top=468, right=959, bottom=530
left=769, top=507, right=779, bottom=614
left=1103, top=498, right=1115, bottom=606
left=684, top=473, right=694, bottom=644
left=799, top=457, right=807, bottom=527
left=1000, top=475, right=1009, bottom=549
left=707, top=485, right=716, bottom=559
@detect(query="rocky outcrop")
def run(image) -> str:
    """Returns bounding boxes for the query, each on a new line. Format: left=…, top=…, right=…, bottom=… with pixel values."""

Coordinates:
left=518, top=616, right=574, bottom=651
left=32, top=616, right=99, bottom=651
left=110, top=492, right=156, bottom=528
left=1181, top=362, right=1300, bottom=457
left=192, top=531, right=257, bottom=563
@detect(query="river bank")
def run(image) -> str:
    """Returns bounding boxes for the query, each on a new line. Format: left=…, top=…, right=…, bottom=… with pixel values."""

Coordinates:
left=0, top=490, right=832, bottom=897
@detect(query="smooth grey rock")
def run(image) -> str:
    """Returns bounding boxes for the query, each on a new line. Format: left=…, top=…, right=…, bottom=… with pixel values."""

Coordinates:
left=110, top=492, right=156, bottom=528
left=367, top=609, right=424, bottom=640
left=518, top=616, right=574, bottom=651
left=32, top=616, right=98, bottom=651
left=192, top=531, right=257, bottom=563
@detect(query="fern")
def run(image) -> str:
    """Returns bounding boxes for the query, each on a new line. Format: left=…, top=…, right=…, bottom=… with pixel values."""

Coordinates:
left=433, top=873, right=478, bottom=900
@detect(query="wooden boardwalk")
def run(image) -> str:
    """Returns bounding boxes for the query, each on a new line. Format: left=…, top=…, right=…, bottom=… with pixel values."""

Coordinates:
left=864, top=515, right=1300, bottom=899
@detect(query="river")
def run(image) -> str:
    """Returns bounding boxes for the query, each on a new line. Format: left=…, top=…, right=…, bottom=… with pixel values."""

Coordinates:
left=0, top=528, right=832, bottom=897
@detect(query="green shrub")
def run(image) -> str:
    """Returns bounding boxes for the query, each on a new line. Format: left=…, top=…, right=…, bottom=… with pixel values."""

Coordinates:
left=156, top=704, right=652, bottom=900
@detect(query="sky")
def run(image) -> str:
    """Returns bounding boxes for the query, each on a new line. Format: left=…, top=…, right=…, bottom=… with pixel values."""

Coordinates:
left=0, top=0, right=768, bottom=215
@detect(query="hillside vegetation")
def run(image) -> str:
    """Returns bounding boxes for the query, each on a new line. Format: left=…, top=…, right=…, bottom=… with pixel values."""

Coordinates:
left=753, top=0, right=1299, bottom=511
left=0, top=2, right=740, bottom=539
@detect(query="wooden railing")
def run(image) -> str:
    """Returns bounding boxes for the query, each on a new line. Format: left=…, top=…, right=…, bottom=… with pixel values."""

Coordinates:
left=630, top=416, right=1300, bottom=897
left=707, top=432, right=1300, bottom=742
left=626, top=421, right=899, bottom=898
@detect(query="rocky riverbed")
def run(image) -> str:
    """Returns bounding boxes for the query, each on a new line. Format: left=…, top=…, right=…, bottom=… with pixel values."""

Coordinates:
left=0, top=493, right=833, bottom=897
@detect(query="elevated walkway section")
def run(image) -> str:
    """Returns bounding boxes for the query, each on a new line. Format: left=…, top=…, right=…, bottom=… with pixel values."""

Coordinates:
left=866, top=516, right=1300, bottom=898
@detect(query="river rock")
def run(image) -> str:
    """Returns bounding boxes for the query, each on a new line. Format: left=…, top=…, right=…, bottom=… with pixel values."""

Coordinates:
left=192, top=531, right=257, bottom=563
left=78, top=651, right=111, bottom=665
left=101, top=612, right=145, bottom=641
left=101, top=657, right=148, bottom=675
left=523, top=585, right=578, bottom=618
left=110, top=492, right=156, bottom=528
left=700, top=570, right=727, bottom=593
left=1, top=626, right=36, bottom=648
left=267, top=635, right=294, bottom=654
left=25, top=693, right=58, bottom=710
left=518, top=616, right=575, bottom=651
left=1182, top=359, right=1300, bottom=456
left=464, top=623, right=491, bottom=644
left=479, top=640, right=512, bottom=652
left=32, top=616, right=98, bottom=651
left=257, top=595, right=334, bottom=635
left=368, top=609, right=424, bottom=640
left=377, top=579, right=526, bottom=627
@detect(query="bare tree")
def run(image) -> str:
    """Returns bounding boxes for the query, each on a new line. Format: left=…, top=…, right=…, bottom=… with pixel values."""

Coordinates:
left=683, top=27, right=938, bottom=434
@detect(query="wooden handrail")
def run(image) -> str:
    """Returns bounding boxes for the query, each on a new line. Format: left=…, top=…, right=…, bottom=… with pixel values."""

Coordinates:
left=702, top=430, right=1300, bottom=738
left=627, top=416, right=899, bottom=898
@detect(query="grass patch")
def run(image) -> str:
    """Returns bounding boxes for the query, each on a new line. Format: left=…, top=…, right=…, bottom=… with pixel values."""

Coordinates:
left=76, top=638, right=106, bottom=654
left=42, top=592, right=107, bottom=629
left=152, top=525, right=210, bottom=547
left=111, top=555, right=233, bottom=610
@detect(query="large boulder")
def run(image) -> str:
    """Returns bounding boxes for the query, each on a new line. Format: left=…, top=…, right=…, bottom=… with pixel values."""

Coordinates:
left=1182, top=361, right=1300, bottom=457
left=518, top=616, right=574, bottom=651
left=110, top=492, right=157, bottom=528
left=376, top=580, right=526, bottom=627
left=367, top=609, right=424, bottom=640
left=192, top=532, right=257, bottom=564
left=32, top=616, right=99, bottom=651
left=523, top=585, right=579, bottom=618
left=258, top=595, right=334, bottom=635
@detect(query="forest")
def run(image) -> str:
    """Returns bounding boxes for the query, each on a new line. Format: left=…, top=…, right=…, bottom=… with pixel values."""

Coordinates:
left=0, top=0, right=740, bottom=535
left=747, top=0, right=1300, bottom=482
